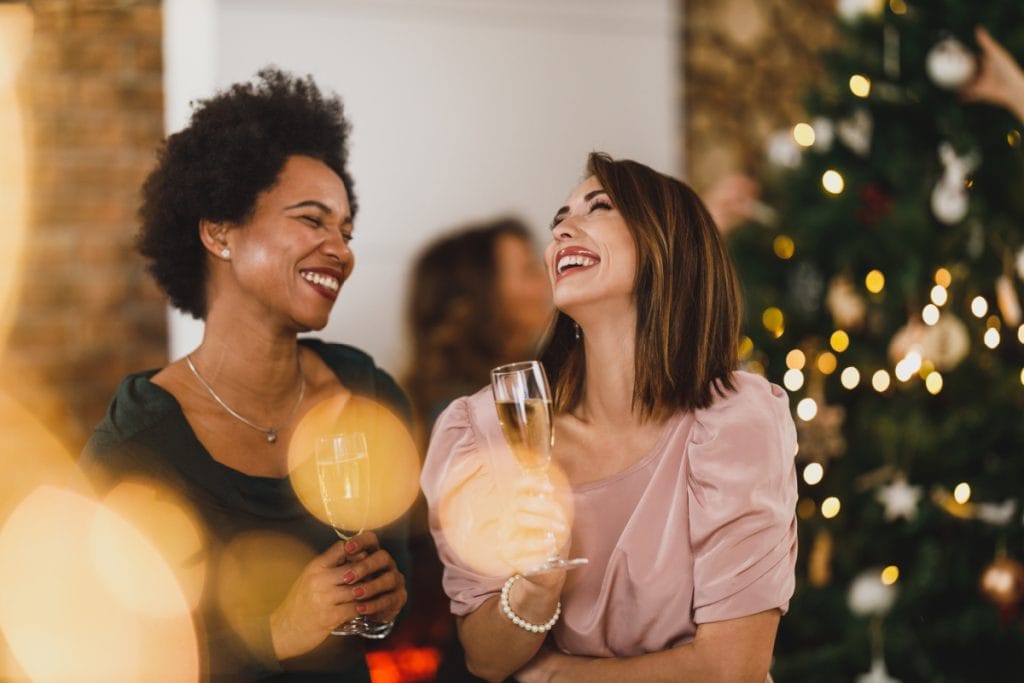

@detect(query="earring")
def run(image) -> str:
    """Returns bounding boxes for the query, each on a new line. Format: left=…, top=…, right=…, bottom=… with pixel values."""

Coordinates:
left=220, top=248, right=231, bottom=259
left=574, top=322, right=581, bottom=341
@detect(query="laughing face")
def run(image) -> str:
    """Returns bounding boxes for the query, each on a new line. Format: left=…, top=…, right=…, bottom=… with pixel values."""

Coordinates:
left=221, top=154, right=354, bottom=331
left=544, top=175, right=637, bottom=318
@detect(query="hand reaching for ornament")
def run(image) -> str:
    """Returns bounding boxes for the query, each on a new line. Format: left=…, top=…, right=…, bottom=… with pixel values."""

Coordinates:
left=960, top=27, right=1024, bottom=123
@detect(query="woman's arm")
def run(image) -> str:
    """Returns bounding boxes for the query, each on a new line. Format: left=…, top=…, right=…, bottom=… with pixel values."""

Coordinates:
left=517, top=609, right=780, bottom=683
left=457, top=570, right=566, bottom=682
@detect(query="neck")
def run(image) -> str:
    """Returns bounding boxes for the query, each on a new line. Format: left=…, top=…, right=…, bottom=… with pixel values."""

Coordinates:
left=573, top=306, right=643, bottom=428
left=193, top=308, right=304, bottom=409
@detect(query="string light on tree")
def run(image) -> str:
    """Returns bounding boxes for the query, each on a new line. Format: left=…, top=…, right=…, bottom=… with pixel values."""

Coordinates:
left=865, top=270, right=885, bottom=294
left=773, top=235, right=795, bottom=259
left=784, top=368, right=805, bottom=392
left=984, top=328, right=1000, bottom=349
left=1018, top=325, right=1024, bottom=344
left=822, top=170, right=845, bottom=194
left=818, top=352, right=838, bottom=375
left=821, top=496, right=841, bottom=519
left=930, top=285, right=948, bottom=306
left=954, top=482, right=972, bottom=504
left=849, top=74, right=871, bottom=98
left=971, top=296, right=989, bottom=318
left=922, top=304, right=940, bottom=326
left=935, top=267, right=952, bottom=288
left=786, top=349, right=806, bottom=369
left=872, top=370, right=891, bottom=392
left=797, top=398, right=818, bottom=421
left=841, top=366, right=861, bottom=389
left=803, top=463, right=824, bottom=486
left=881, top=566, right=900, bottom=586
left=831, top=330, right=850, bottom=352
left=925, top=371, right=943, bottom=394
left=793, top=122, right=816, bottom=147
left=762, top=307, right=785, bottom=338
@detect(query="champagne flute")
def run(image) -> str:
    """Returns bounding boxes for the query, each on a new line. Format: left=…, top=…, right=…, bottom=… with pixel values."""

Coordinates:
left=491, top=361, right=587, bottom=575
left=315, top=432, right=392, bottom=639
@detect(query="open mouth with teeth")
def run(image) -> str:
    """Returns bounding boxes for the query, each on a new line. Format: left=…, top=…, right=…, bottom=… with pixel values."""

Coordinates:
left=300, top=269, right=341, bottom=301
left=555, top=249, right=600, bottom=280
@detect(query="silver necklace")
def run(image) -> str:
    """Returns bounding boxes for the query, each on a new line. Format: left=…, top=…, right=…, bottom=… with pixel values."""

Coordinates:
left=186, top=353, right=306, bottom=444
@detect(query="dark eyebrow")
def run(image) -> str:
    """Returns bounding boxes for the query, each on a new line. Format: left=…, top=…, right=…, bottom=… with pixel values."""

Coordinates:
left=551, top=189, right=610, bottom=223
left=285, top=200, right=333, bottom=213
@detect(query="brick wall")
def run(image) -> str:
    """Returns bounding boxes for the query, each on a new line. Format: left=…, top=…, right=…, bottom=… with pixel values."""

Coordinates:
left=3, top=0, right=167, bottom=451
left=683, top=0, right=838, bottom=193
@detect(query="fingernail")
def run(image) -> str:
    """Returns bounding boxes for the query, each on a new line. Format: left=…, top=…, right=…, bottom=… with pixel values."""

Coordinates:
left=345, top=541, right=358, bottom=553
left=353, top=586, right=365, bottom=598
left=343, top=571, right=356, bottom=584
left=356, top=603, right=368, bottom=613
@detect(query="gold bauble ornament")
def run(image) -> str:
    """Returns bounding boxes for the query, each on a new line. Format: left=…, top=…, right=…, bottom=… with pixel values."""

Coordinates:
left=979, top=557, right=1024, bottom=608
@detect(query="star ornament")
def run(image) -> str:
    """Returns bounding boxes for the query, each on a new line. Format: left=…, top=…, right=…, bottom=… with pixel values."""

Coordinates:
left=876, top=475, right=923, bottom=522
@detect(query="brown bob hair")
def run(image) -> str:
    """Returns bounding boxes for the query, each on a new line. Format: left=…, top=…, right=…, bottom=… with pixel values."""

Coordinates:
left=539, top=152, right=741, bottom=419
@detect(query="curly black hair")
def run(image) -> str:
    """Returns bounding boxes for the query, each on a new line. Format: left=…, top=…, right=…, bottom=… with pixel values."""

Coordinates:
left=137, top=67, right=357, bottom=319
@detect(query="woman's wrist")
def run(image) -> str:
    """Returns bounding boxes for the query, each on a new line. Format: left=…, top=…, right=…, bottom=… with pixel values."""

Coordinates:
left=505, top=574, right=563, bottom=629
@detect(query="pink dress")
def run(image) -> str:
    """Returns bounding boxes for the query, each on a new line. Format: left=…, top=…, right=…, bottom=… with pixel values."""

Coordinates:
left=420, top=371, right=798, bottom=661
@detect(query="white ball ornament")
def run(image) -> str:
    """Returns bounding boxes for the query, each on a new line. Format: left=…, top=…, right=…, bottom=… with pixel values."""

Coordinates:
left=926, top=37, right=977, bottom=90
left=848, top=568, right=897, bottom=617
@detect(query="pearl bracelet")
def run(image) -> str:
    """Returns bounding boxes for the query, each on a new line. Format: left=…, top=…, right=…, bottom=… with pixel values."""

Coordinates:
left=500, top=574, right=561, bottom=634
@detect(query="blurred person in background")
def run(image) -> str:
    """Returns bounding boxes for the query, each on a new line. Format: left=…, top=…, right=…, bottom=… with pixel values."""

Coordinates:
left=396, top=217, right=553, bottom=681
left=422, top=152, right=797, bottom=683
left=82, top=69, right=409, bottom=682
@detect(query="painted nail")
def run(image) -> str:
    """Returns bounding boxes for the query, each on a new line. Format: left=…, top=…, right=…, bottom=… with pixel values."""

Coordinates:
left=353, top=586, right=365, bottom=598
left=345, top=541, right=358, bottom=552
left=342, top=571, right=356, bottom=584
left=356, top=603, right=367, bottom=613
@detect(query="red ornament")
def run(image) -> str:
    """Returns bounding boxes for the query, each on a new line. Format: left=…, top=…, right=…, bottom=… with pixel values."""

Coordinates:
left=857, top=183, right=893, bottom=226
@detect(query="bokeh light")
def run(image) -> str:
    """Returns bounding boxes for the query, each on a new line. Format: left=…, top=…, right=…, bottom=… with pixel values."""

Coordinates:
left=865, top=270, right=885, bottom=294
left=817, top=351, right=838, bottom=375
left=830, top=330, right=850, bottom=353
left=288, top=395, right=420, bottom=531
left=762, top=307, right=785, bottom=338
left=953, top=482, right=971, bottom=504
left=821, top=497, right=841, bottom=519
left=773, top=235, right=795, bottom=260
left=930, top=285, right=948, bottom=306
left=784, top=368, right=805, bottom=392
left=793, top=122, right=816, bottom=147
left=872, top=369, right=891, bottom=392
left=934, top=267, right=952, bottom=287
left=796, top=398, right=818, bottom=421
left=803, top=463, right=824, bottom=486
left=840, top=366, right=861, bottom=389
left=822, top=169, right=845, bottom=194
left=881, top=565, right=900, bottom=585
left=922, top=304, right=940, bottom=326
left=786, top=349, right=806, bottom=370
left=925, top=371, right=943, bottom=394
left=849, top=74, right=871, bottom=98
left=971, top=296, right=989, bottom=318
left=984, top=328, right=1000, bottom=349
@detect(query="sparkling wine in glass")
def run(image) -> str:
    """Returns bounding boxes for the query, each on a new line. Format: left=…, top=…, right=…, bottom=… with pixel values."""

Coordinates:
left=491, top=361, right=587, bottom=575
left=315, top=432, right=392, bottom=639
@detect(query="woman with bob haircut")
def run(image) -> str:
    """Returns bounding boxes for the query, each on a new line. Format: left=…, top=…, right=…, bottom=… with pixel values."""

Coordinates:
left=421, top=152, right=798, bottom=682
left=83, top=69, right=409, bottom=681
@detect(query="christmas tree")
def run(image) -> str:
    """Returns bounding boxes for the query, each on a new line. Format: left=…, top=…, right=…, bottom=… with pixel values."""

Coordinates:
left=728, top=1, right=1024, bottom=681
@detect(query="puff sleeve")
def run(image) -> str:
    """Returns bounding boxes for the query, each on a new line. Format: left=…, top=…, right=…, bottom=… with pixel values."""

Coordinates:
left=420, top=391, right=516, bottom=616
left=687, top=372, right=799, bottom=624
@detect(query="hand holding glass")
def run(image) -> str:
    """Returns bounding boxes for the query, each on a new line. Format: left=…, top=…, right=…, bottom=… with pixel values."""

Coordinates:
left=315, top=432, right=392, bottom=638
left=491, top=361, right=587, bottom=575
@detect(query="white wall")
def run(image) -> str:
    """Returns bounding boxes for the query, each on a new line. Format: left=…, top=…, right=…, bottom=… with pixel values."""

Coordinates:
left=164, top=0, right=680, bottom=377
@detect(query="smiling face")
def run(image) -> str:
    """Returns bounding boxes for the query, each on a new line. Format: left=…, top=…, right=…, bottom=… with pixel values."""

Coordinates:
left=544, top=175, right=637, bottom=319
left=215, top=154, right=354, bottom=332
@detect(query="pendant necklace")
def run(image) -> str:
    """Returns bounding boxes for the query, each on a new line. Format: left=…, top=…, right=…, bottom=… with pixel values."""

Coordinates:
left=186, top=353, right=306, bottom=444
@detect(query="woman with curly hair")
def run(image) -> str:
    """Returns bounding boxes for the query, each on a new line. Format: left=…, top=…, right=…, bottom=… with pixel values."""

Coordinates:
left=82, top=69, right=409, bottom=681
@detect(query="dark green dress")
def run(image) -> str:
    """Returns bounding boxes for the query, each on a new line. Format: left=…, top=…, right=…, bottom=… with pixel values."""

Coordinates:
left=81, top=339, right=412, bottom=682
